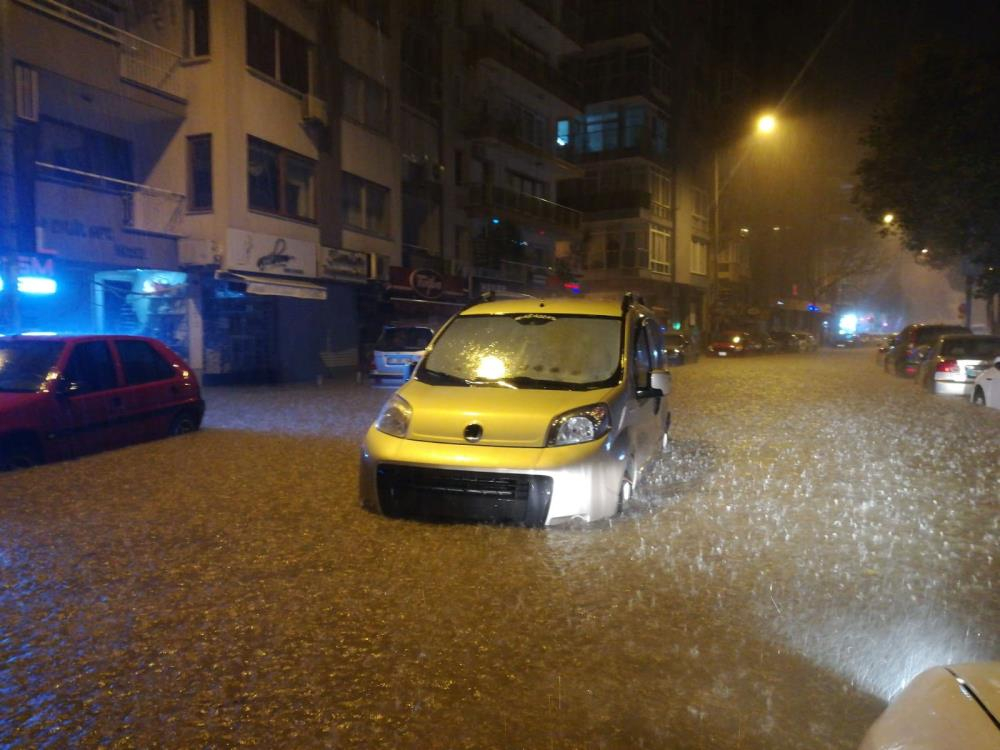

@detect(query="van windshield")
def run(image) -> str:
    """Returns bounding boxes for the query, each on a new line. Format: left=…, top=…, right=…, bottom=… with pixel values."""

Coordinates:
left=0, top=340, right=64, bottom=392
left=417, top=314, right=622, bottom=389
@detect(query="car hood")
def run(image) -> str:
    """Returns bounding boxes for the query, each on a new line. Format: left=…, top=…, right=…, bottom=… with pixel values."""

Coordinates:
left=398, top=380, right=615, bottom=448
left=859, top=662, right=1000, bottom=750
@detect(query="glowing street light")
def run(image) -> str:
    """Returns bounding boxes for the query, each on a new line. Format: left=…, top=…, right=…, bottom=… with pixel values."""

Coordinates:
left=882, top=213, right=894, bottom=224
left=756, top=113, right=777, bottom=135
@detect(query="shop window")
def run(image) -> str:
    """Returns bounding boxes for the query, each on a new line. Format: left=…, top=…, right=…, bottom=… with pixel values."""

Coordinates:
left=187, top=134, right=212, bottom=211
left=247, top=136, right=315, bottom=221
left=116, top=339, right=175, bottom=384
left=343, top=172, right=390, bottom=237
left=246, top=3, right=309, bottom=94
left=185, top=0, right=210, bottom=57
left=343, top=64, right=390, bottom=135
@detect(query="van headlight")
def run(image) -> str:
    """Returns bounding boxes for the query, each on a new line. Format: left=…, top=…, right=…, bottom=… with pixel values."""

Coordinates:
left=547, top=404, right=611, bottom=446
left=375, top=395, right=412, bottom=438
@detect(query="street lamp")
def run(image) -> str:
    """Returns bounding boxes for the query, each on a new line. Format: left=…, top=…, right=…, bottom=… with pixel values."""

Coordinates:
left=710, top=112, right=779, bottom=330
left=882, top=213, right=894, bottom=224
left=756, top=113, right=777, bottom=135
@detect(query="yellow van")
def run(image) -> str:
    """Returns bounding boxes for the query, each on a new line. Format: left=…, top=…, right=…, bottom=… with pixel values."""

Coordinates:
left=359, top=293, right=671, bottom=526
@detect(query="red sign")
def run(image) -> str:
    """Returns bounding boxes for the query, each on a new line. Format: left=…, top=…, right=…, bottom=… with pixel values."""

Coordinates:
left=388, top=266, right=467, bottom=299
left=408, top=268, right=444, bottom=299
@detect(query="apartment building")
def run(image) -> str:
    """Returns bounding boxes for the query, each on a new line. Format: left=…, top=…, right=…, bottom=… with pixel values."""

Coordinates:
left=0, top=0, right=188, bottom=345
left=553, top=0, right=713, bottom=331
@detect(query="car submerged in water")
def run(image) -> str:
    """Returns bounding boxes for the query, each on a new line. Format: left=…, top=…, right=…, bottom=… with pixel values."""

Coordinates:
left=360, top=294, right=671, bottom=526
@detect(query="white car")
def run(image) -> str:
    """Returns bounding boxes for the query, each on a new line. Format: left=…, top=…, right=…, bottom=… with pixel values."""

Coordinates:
left=971, top=355, right=1000, bottom=408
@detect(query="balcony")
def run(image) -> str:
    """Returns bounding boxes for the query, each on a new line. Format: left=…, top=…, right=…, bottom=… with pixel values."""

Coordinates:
left=559, top=127, right=669, bottom=165
left=465, top=26, right=581, bottom=109
left=462, top=105, right=577, bottom=170
left=584, top=2, right=671, bottom=44
left=463, top=184, right=581, bottom=234
left=16, top=0, right=184, bottom=101
left=518, top=0, right=585, bottom=43
left=37, top=162, right=186, bottom=237
left=581, top=71, right=671, bottom=108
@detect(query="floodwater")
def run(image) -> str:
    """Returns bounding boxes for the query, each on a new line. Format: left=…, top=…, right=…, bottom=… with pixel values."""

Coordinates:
left=0, top=348, right=997, bottom=748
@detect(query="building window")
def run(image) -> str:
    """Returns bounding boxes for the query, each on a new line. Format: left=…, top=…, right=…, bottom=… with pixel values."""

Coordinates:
left=246, top=3, right=309, bottom=94
left=343, top=172, right=390, bottom=237
left=506, top=169, right=547, bottom=199
left=507, top=97, right=547, bottom=150
left=342, top=0, right=390, bottom=31
left=187, top=134, right=212, bottom=211
left=650, top=166, right=671, bottom=219
left=343, top=64, right=390, bottom=135
left=691, top=237, right=708, bottom=275
left=692, top=187, right=710, bottom=219
left=38, top=117, right=133, bottom=183
left=184, top=0, right=210, bottom=57
left=650, top=228, right=671, bottom=275
left=247, top=137, right=315, bottom=221
left=583, top=111, right=618, bottom=153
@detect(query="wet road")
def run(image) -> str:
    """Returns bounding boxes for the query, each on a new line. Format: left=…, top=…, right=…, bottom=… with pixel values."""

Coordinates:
left=1, top=348, right=997, bottom=748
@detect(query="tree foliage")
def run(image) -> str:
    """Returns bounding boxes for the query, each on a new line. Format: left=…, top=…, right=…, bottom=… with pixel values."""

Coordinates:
left=853, top=42, right=1000, bottom=299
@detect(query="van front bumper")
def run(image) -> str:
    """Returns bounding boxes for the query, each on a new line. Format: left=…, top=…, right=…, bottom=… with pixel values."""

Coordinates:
left=359, top=428, right=628, bottom=526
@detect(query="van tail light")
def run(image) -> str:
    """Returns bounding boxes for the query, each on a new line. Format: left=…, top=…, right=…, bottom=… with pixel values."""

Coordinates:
left=935, top=359, right=960, bottom=373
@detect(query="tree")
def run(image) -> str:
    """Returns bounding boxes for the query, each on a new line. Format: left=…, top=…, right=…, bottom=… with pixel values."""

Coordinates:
left=853, top=42, right=1000, bottom=331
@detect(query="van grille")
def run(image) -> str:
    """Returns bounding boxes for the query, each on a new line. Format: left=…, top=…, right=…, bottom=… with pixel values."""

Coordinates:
left=376, top=465, right=553, bottom=526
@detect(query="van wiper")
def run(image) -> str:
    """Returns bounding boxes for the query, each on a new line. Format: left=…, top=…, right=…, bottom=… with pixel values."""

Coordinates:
left=418, top=368, right=470, bottom=386
left=500, top=376, right=595, bottom=391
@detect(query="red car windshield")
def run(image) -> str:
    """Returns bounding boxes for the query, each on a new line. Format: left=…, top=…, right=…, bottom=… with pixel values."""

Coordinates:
left=0, top=340, right=64, bottom=392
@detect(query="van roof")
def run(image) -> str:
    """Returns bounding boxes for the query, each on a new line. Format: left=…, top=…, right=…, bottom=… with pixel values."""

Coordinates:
left=458, top=296, right=639, bottom=318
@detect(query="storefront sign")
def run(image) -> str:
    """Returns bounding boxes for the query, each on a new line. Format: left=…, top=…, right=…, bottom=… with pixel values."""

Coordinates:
left=317, top=246, right=369, bottom=282
left=35, top=181, right=178, bottom=269
left=226, top=228, right=317, bottom=277
left=389, top=266, right=467, bottom=299
left=409, top=268, right=444, bottom=299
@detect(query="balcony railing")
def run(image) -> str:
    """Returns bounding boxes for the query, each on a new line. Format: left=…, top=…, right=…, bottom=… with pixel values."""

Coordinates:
left=584, top=3, right=671, bottom=44
left=466, top=249, right=552, bottom=286
left=16, top=0, right=184, bottom=100
left=465, top=26, right=581, bottom=108
left=518, top=0, right=585, bottom=43
left=465, top=184, right=581, bottom=232
left=462, top=104, right=574, bottom=167
left=558, top=186, right=652, bottom=215
left=36, top=161, right=186, bottom=237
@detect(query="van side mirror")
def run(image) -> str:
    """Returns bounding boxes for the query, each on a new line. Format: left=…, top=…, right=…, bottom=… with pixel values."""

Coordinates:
left=638, top=369, right=670, bottom=399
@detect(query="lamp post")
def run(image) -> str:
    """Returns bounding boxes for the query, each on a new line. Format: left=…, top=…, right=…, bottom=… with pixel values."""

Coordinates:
left=709, top=112, right=778, bottom=333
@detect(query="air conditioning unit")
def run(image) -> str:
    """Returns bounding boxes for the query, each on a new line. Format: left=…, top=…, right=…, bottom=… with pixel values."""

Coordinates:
left=301, top=94, right=328, bottom=127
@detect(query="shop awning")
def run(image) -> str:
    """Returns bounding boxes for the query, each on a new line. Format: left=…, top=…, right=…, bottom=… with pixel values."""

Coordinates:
left=216, top=272, right=327, bottom=301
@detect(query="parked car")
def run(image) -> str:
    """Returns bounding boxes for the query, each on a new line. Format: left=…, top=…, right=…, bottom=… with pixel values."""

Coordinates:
left=792, top=331, right=818, bottom=352
left=859, top=662, right=1000, bottom=750
left=368, top=325, right=435, bottom=382
left=971, top=354, right=1000, bottom=408
left=886, top=323, right=972, bottom=377
left=360, top=294, right=671, bottom=526
left=915, top=334, right=1000, bottom=396
left=768, top=330, right=801, bottom=353
left=663, top=333, right=698, bottom=365
left=707, top=330, right=753, bottom=357
left=0, top=335, right=204, bottom=469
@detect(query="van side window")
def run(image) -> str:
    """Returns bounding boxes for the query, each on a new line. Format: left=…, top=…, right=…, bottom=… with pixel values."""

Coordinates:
left=64, top=341, right=118, bottom=393
left=645, top=320, right=665, bottom=369
left=632, top=324, right=651, bottom=388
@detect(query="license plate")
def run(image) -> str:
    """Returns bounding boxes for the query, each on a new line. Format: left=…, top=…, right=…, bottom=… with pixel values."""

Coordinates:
left=718, top=351, right=728, bottom=357
left=386, top=357, right=409, bottom=365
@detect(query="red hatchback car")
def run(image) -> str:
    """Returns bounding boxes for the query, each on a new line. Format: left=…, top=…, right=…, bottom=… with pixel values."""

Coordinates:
left=0, top=335, right=204, bottom=469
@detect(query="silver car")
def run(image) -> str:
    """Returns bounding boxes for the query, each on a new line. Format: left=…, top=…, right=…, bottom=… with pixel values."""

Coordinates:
left=915, top=334, right=1000, bottom=396
left=368, top=325, right=435, bottom=382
